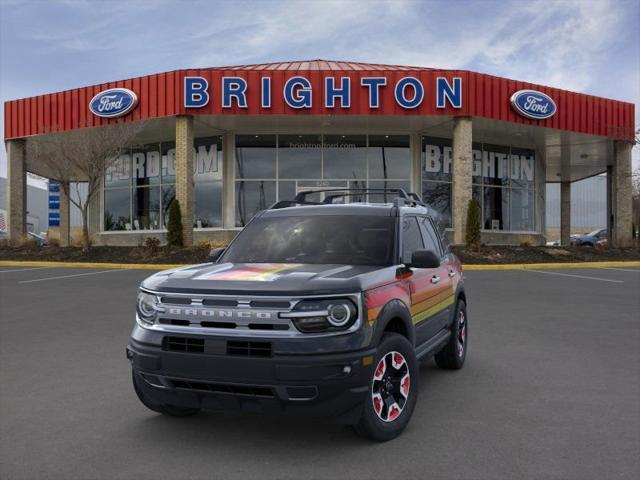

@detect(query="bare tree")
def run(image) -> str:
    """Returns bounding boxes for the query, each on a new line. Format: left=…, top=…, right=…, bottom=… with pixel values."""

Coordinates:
left=27, top=121, right=144, bottom=250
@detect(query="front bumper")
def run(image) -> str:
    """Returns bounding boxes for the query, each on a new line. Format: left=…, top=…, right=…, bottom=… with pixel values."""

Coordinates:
left=127, top=336, right=376, bottom=423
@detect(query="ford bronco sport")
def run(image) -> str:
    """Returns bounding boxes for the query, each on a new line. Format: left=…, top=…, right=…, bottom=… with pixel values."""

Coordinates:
left=127, top=189, right=467, bottom=441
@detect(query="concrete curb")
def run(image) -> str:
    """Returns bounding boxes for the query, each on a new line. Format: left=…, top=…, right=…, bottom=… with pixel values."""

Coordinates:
left=1, top=260, right=639, bottom=271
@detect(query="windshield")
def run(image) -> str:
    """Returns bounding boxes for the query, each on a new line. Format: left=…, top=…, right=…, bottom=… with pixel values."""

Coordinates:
left=221, top=215, right=396, bottom=266
left=587, top=229, right=603, bottom=237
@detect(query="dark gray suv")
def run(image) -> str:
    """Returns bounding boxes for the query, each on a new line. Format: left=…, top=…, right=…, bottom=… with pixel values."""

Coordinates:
left=127, top=189, right=468, bottom=441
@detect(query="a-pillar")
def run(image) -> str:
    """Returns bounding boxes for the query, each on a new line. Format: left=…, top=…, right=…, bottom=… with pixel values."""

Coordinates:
left=610, top=141, right=633, bottom=247
left=175, top=115, right=194, bottom=246
left=452, top=117, right=473, bottom=245
left=6, top=139, right=27, bottom=244
left=560, top=181, right=571, bottom=246
left=59, top=181, right=70, bottom=246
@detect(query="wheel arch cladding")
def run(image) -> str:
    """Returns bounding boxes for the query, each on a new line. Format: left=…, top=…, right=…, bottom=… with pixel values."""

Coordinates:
left=374, top=299, right=415, bottom=346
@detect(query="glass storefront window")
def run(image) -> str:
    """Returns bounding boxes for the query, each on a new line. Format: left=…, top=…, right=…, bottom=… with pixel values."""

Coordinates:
left=161, top=142, right=176, bottom=184
left=483, top=186, right=509, bottom=231
left=423, top=137, right=452, bottom=182
left=322, top=135, right=367, bottom=180
left=161, top=185, right=175, bottom=228
left=510, top=147, right=535, bottom=189
left=236, top=135, right=276, bottom=179
left=368, top=135, right=410, bottom=180
left=236, top=180, right=277, bottom=227
left=422, top=137, right=537, bottom=232
left=105, top=154, right=131, bottom=188
left=132, top=186, right=160, bottom=230
left=132, top=143, right=161, bottom=187
left=104, top=188, right=131, bottom=231
left=510, top=189, right=535, bottom=231
left=278, top=134, right=322, bottom=179
left=104, top=136, right=223, bottom=232
left=422, top=181, right=452, bottom=227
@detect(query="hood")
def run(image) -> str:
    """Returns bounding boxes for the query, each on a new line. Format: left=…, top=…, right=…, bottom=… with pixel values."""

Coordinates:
left=141, top=262, right=391, bottom=296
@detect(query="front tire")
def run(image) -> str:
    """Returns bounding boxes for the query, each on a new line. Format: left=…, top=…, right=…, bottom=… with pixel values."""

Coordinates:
left=132, top=371, right=201, bottom=417
left=353, top=333, right=418, bottom=441
left=435, top=300, right=467, bottom=370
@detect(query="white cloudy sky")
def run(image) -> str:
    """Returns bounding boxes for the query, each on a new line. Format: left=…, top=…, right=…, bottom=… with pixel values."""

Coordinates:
left=0, top=0, right=638, bottom=180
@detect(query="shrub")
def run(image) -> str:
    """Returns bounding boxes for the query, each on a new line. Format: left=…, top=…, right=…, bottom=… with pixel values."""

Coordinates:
left=48, top=237, right=61, bottom=248
left=520, top=241, right=532, bottom=247
left=166, top=200, right=183, bottom=247
left=144, top=236, right=161, bottom=256
left=465, top=199, right=481, bottom=246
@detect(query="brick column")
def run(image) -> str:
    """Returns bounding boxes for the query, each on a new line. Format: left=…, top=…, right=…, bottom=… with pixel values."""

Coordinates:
left=175, top=115, right=194, bottom=246
left=6, top=139, right=27, bottom=244
left=59, top=182, right=70, bottom=246
left=560, top=181, right=571, bottom=246
left=611, top=141, right=633, bottom=247
left=222, top=133, right=236, bottom=229
left=452, top=117, right=473, bottom=245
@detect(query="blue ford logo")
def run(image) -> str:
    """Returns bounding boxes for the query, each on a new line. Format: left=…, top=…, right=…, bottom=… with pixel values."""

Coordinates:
left=89, top=88, right=138, bottom=118
left=510, top=89, right=556, bottom=120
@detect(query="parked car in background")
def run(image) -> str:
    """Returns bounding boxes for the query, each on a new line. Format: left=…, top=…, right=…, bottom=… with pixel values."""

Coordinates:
left=572, top=229, right=607, bottom=247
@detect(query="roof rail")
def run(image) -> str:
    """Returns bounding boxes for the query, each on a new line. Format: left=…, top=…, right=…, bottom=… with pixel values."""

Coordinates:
left=269, top=188, right=429, bottom=209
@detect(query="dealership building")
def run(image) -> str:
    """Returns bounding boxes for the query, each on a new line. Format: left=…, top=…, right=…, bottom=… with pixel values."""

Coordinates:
left=3, top=60, right=635, bottom=247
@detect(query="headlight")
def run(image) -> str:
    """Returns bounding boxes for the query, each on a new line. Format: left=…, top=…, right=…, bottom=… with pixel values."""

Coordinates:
left=282, top=298, right=358, bottom=333
left=137, top=291, right=159, bottom=325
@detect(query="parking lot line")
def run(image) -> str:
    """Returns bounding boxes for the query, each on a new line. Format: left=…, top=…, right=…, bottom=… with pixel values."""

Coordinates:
left=598, top=267, right=640, bottom=273
left=0, top=266, right=56, bottom=273
left=17, top=269, right=124, bottom=284
left=526, top=269, right=624, bottom=283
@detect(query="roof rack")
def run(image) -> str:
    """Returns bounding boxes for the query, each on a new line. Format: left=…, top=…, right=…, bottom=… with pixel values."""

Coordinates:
left=269, top=188, right=430, bottom=209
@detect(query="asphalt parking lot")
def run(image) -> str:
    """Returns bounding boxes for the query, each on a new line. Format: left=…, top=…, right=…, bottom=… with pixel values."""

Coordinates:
left=1, top=265, right=639, bottom=480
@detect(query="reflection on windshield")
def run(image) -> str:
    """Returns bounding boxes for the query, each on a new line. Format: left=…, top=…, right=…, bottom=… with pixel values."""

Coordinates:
left=221, top=215, right=396, bottom=266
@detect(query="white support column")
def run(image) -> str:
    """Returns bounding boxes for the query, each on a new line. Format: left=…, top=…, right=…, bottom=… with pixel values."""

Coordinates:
left=611, top=141, right=633, bottom=247
left=175, top=115, right=194, bottom=246
left=452, top=117, right=473, bottom=244
left=222, top=133, right=236, bottom=229
left=6, top=139, right=27, bottom=244
left=560, top=181, right=571, bottom=246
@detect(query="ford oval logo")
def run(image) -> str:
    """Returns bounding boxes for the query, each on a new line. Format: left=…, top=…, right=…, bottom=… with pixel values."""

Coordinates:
left=510, top=89, right=556, bottom=120
left=89, top=88, right=138, bottom=118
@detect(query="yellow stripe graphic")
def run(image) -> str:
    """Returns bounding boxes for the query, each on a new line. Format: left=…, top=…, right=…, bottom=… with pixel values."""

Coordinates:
left=412, top=294, right=455, bottom=324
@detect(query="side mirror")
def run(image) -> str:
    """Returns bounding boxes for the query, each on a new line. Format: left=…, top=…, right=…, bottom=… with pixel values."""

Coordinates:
left=408, top=249, right=440, bottom=269
left=208, top=247, right=226, bottom=263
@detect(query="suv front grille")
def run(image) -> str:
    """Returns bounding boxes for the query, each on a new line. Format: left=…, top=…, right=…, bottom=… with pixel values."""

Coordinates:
left=169, top=379, right=274, bottom=397
left=227, top=341, right=272, bottom=357
left=162, top=336, right=273, bottom=357
left=163, top=336, right=204, bottom=353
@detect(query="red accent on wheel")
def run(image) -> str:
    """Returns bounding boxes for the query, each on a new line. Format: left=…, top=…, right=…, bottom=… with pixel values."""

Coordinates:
left=393, top=352, right=404, bottom=367
left=373, top=395, right=383, bottom=415
left=374, top=359, right=386, bottom=380
left=401, top=374, right=410, bottom=397
left=388, top=404, right=400, bottom=421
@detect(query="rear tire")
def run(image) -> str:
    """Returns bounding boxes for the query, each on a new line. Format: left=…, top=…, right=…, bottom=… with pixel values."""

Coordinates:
left=132, top=371, right=201, bottom=417
left=435, top=300, right=467, bottom=370
left=353, top=333, right=418, bottom=442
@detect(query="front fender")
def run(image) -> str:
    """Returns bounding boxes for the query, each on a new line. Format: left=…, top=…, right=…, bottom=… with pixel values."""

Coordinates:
left=370, top=299, right=415, bottom=347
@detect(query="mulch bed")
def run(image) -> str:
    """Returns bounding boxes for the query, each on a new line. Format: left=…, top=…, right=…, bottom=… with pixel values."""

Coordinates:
left=1, top=243, right=639, bottom=265
left=451, top=245, right=640, bottom=264
left=0, top=245, right=211, bottom=264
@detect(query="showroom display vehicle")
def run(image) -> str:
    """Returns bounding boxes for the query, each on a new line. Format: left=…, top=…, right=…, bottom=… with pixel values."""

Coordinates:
left=127, top=188, right=468, bottom=441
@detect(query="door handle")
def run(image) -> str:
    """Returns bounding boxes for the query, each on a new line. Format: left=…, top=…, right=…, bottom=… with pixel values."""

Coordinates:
left=431, top=275, right=441, bottom=284
left=448, top=270, right=457, bottom=278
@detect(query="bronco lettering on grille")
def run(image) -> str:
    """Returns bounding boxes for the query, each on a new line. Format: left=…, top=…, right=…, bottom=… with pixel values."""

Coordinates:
left=166, top=307, right=273, bottom=319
